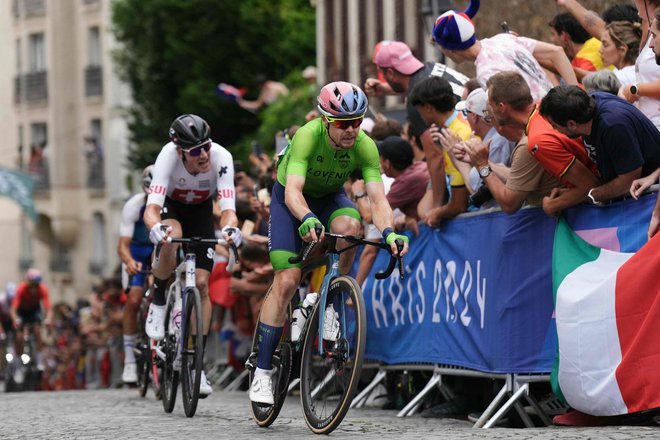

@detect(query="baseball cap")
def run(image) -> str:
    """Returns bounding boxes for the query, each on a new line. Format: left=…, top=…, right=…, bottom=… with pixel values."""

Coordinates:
left=432, top=11, right=477, bottom=50
left=373, top=41, right=424, bottom=75
left=377, top=136, right=414, bottom=170
left=455, top=88, right=488, bottom=117
left=302, top=65, right=317, bottom=80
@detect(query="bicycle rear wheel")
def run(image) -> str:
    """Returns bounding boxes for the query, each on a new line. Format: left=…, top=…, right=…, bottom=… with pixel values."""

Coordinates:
left=161, top=300, right=179, bottom=413
left=248, top=289, right=293, bottom=428
left=181, top=288, right=203, bottom=418
left=136, top=301, right=150, bottom=397
left=299, top=276, right=366, bottom=434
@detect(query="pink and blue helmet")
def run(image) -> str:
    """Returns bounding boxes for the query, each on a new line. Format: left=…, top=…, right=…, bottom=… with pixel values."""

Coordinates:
left=317, top=81, right=368, bottom=118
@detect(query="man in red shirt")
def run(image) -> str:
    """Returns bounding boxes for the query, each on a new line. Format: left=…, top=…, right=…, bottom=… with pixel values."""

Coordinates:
left=10, top=268, right=52, bottom=370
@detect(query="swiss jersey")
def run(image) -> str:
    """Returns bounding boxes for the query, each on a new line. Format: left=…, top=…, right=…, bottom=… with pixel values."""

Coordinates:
left=147, top=142, right=236, bottom=211
left=276, top=118, right=382, bottom=198
left=12, top=282, right=50, bottom=312
left=119, top=193, right=150, bottom=246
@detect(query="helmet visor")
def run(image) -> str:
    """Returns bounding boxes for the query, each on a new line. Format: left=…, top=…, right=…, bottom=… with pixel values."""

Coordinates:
left=326, top=116, right=364, bottom=130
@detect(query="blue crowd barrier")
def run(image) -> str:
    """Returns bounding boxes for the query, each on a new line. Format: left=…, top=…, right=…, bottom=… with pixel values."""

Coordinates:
left=362, top=192, right=657, bottom=374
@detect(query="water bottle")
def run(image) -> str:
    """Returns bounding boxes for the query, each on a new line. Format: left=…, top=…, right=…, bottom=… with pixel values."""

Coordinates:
left=291, top=292, right=317, bottom=342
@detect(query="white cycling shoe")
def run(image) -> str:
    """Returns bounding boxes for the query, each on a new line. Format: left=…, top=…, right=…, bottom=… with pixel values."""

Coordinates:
left=197, top=370, right=213, bottom=397
left=145, top=303, right=166, bottom=341
left=249, top=368, right=274, bottom=405
left=122, top=362, right=138, bottom=384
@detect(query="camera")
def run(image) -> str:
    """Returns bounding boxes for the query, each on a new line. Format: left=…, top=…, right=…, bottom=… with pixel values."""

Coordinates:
left=468, top=184, right=494, bottom=207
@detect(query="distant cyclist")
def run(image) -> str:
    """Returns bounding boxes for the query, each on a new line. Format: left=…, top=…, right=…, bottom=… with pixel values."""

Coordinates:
left=118, top=165, right=155, bottom=384
left=249, top=81, right=409, bottom=405
left=144, top=114, right=242, bottom=396
left=11, top=268, right=52, bottom=370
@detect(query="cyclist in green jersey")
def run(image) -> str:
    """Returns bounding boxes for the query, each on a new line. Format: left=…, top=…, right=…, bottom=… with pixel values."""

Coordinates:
left=249, top=81, right=409, bottom=405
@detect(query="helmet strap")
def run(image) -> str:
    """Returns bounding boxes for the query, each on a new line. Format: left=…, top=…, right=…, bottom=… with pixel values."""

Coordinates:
left=325, top=122, right=343, bottom=150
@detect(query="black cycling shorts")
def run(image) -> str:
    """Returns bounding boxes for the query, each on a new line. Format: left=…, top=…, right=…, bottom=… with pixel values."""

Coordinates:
left=17, top=308, right=42, bottom=325
left=160, top=196, right=215, bottom=272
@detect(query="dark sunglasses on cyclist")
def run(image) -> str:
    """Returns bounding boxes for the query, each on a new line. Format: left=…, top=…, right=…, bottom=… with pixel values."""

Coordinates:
left=182, top=139, right=212, bottom=157
left=326, top=116, right=364, bottom=130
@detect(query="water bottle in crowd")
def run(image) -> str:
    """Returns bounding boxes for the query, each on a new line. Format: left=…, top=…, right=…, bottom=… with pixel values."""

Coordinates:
left=291, top=292, right=318, bottom=342
left=170, top=295, right=182, bottom=335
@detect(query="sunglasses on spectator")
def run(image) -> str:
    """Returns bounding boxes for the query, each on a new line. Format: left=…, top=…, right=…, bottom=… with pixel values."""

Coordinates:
left=325, top=115, right=364, bottom=130
left=462, top=109, right=492, bottom=124
left=182, top=139, right=212, bottom=157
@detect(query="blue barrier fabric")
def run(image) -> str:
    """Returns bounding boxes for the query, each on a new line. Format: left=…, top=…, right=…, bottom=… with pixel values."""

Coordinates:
left=362, top=193, right=657, bottom=374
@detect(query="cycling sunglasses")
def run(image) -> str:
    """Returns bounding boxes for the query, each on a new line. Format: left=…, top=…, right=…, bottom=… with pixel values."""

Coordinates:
left=182, top=139, right=212, bottom=157
left=325, top=115, right=364, bottom=130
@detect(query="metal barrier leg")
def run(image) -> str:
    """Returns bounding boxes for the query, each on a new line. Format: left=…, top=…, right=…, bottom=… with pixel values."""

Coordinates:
left=287, top=377, right=300, bottom=393
left=215, top=365, right=235, bottom=389
left=472, top=381, right=509, bottom=428
left=351, top=368, right=388, bottom=409
left=523, top=393, right=553, bottom=426
left=513, top=398, right=535, bottom=428
left=483, top=383, right=528, bottom=428
left=225, top=368, right=249, bottom=391
left=396, top=371, right=441, bottom=417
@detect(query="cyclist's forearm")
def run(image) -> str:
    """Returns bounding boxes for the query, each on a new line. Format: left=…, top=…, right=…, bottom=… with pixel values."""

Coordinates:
left=143, top=203, right=162, bottom=230
left=117, top=237, right=134, bottom=265
left=370, top=198, right=395, bottom=236
left=219, top=208, right=239, bottom=228
left=284, top=186, right=313, bottom=221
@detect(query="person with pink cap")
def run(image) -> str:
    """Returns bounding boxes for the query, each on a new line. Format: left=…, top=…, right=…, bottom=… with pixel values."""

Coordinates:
left=365, top=40, right=469, bottom=217
left=431, top=0, right=578, bottom=100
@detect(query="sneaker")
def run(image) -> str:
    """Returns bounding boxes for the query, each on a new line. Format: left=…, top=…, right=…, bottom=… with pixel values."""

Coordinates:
left=249, top=370, right=274, bottom=406
left=198, top=370, right=213, bottom=397
left=145, top=303, right=166, bottom=341
left=122, top=362, right=138, bottom=384
left=323, top=306, right=340, bottom=341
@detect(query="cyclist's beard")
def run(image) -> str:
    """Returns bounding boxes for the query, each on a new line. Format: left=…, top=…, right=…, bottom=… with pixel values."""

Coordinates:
left=326, top=123, right=346, bottom=150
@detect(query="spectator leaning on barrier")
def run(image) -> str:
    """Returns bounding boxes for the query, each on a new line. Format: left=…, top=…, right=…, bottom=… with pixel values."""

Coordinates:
left=539, top=85, right=660, bottom=208
left=365, top=40, right=467, bottom=212
left=409, top=76, right=471, bottom=226
left=481, top=71, right=601, bottom=217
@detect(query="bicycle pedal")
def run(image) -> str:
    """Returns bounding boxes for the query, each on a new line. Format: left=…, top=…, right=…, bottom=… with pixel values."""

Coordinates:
left=199, top=394, right=209, bottom=399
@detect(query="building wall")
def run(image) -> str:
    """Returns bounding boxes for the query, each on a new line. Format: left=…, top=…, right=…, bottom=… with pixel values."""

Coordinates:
left=1, top=0, right=132, bottom=304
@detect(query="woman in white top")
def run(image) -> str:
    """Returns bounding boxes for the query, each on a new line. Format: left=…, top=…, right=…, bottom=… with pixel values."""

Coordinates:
left=599, top=20, right=643, bottom=85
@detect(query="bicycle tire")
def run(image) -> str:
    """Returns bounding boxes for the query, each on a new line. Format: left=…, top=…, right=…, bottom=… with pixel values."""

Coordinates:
left=249, top=290, right=293, bottom=427
left=136, top=336, right=150, bottom=397
left=181, top=288, right=203, bottom=418
left=299, top=276, right=366, bottom=434
left=151, top=346, right=163, bottom=400
left=161, top=300, right=179, bottom=413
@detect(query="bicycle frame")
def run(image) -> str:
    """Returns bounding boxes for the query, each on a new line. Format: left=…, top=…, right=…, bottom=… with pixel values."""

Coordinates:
left=175, top=252, right=197, bottom=359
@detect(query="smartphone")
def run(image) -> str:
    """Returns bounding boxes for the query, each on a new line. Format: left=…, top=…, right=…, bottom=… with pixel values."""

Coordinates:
left=251, top=141, right=264, bottom=156
left=253, top=184, right=259, bottom=200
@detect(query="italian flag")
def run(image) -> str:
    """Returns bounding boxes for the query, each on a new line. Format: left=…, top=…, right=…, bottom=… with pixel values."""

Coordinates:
left=552, top=217, right=660, bottom=416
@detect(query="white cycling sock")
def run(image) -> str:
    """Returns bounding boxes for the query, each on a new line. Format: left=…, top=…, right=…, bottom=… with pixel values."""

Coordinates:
left=123, top=334, right=136, bottom=364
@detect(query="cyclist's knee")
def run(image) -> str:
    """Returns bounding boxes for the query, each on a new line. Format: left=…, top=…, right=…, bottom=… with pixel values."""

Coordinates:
left=330, top=216, right=360, bottom=236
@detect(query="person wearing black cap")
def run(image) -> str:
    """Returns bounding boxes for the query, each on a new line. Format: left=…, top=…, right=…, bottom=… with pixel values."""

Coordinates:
left=377, top=136, right=430, bottom=221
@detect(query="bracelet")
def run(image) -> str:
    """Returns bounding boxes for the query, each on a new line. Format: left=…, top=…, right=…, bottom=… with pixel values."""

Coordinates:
left=587, top=188, right=597, bottom=205
left=302, top=212, right=317, bottom=222
left=382, top=227, right=394, bottom=240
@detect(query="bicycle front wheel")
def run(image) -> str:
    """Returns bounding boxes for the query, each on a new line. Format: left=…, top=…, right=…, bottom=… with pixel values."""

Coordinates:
left=181, top=288, right=203, bottom=418
left=300, top=276, right=366, bottom=434
left=161, top=300, right=179, bottom=413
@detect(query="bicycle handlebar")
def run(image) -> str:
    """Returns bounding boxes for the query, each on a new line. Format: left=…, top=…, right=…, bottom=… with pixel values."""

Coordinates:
left=153, top=235, right=240, bottom=272
left=288, top=224, right=405, bottom=280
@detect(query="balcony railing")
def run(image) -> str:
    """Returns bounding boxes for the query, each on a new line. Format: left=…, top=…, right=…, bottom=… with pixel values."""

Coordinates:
left=85, top=65, right=103, bottom=97
left=24, top=71, right=48, bottom=103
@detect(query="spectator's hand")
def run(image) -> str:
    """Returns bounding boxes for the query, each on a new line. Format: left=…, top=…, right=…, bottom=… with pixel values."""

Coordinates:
left=305, top=109, right=319, bottom=122
left=364, top=78, right=387, bottom=96
left=649, top=211, right=660, bottom=239
left=253, top=263, right=273, bottom=277
left=404, top=217, right=420, bottom=237
left=435, top=127, right=462, bottom=152
left=554, top=0, right=567, bottom=6
left=542, top=187, right=568, bottom=217
left=424, top=207, right=445, bottom=228
left=630, top=175, right=656, bottom=199
left=464, top=138, right=490, bottom=168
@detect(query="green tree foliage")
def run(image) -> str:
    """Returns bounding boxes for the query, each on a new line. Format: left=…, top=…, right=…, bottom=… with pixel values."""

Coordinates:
left=112, top=0, right=315, bottom=169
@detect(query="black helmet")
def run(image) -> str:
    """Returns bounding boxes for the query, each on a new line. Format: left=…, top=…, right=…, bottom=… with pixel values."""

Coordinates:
left=168, top=114, right=210, bottom=148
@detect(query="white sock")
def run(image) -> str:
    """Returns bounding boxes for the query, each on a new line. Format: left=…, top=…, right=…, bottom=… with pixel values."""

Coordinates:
left=254, top=367, right=273, bottom=378
left=123, top=334, right=136, bottom=364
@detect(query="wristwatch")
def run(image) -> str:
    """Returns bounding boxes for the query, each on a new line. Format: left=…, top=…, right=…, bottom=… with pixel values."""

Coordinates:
left=630, top=83, right=639, bottom=96
left=587, top=188, right=598, bottom=204
left=354, top=192, right=366, bottom=200
left=478, top=165, right=492, bottom=178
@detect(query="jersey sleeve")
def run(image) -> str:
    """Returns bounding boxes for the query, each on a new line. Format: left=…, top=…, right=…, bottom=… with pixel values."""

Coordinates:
left=285, top=125, right=315, bottom=177
left=527, top=132, right=577, bottom=179
left=357, top=135, right=383, bottom=183
left=213, top=145, right=237, bottom=212
left=11, top=284, right=26, bottom=310
left=40, top=285, right=51, bottom=310
left=119, top=193, right=144, bottom=238
left=146, top=144, right=177, bottom=207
